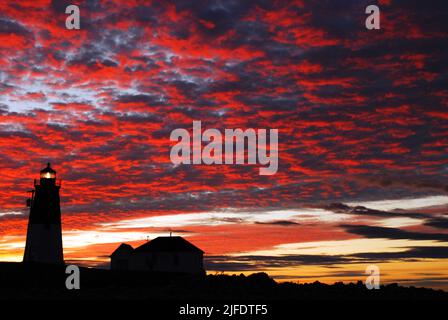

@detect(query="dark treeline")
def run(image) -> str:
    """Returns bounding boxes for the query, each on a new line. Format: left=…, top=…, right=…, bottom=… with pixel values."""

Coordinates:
left=0, top=262, right=446, bottom=300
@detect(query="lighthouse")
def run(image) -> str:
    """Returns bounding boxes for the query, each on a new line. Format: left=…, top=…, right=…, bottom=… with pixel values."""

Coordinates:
left=23, top=163, right=64, bottom=264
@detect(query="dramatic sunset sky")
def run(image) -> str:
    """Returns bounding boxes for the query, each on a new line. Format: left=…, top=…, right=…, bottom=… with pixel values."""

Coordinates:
left=0, top=0, right=447, bottom=289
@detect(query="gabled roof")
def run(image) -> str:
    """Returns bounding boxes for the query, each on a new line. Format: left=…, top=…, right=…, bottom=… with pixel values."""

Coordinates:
left=134, top=236, right=204, bottom=254
left=110, top=243, right=134, bottom=256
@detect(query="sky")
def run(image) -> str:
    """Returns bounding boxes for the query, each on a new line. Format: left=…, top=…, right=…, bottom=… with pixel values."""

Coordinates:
left=0, top=0, right=447, bottom=289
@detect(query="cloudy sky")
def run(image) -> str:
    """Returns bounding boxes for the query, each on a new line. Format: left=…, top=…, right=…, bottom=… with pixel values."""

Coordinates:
left=0, top=0, right=447, bottom=289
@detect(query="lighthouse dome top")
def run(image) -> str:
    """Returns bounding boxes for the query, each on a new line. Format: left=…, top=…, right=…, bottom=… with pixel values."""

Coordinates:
left=40, top=162, right=56, bottom=179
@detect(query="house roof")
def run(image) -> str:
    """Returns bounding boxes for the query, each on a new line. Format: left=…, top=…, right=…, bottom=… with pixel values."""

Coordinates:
left=110, top=243, right=134, bottom=256
left=134, top=236, right=204, bottom=254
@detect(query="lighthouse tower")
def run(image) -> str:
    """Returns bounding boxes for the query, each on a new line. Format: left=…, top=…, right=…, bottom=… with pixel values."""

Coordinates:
left=23, top=163, right=64, bottom=264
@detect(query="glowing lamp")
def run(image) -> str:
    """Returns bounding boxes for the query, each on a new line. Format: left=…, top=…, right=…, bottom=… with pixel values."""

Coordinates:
left=40, top=162, right=56, bottom=180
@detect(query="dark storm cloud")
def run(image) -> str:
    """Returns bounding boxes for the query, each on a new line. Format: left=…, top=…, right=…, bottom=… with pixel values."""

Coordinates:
left=50, top=0, right=78, bottom=13
left=206, top=245, right=448, bottom=272
left=114, top=112, right=162, bottom=123
left=205, top=254, right=350, bottom=271
left=325, top=202, right=427, bottom=219
left=0, top=18, right=30, bottom=36
left=352, top=246, right=448, bottom=260
left=205, top=259, right=254, bottom=271
left=255, top=220, right=299, bottom=226
left=116, top=94, right=168, bottom=106
left=174, top=0, right=270, bottom=36
left=424, top=217, right=448, bottom=229
left=238, top=95, right=301, bottom=111
left=51, top=0, right=103, bottom=13
left=66, top=39, right=134, bottom=67
left=341, top=225, right=448, bottom=241
left=306, top=0, right=366, bottom=39
left=357, top=175, right=448, bottom=194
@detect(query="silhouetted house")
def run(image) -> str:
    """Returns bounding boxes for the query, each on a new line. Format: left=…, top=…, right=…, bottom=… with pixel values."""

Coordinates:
left=110, top=236, right=204, bottom=275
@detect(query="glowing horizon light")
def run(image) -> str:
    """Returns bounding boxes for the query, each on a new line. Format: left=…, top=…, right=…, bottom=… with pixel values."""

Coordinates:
left=99, top=208, right=351, bottom=229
